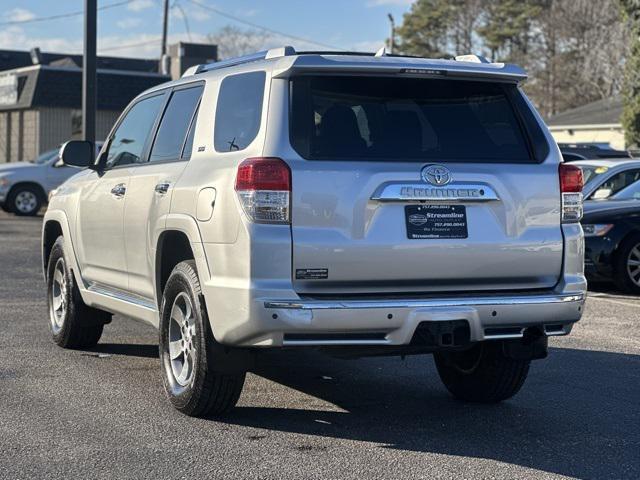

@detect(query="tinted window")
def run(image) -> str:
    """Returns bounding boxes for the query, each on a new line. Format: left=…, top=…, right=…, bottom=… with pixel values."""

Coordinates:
left=616, top=179, right=640, bottom=200
left=562, top=153, right=583, bottom=162
left=105, top=94, right=165, bottom=168
left=290, top=76, right=536, bottom=163
left=214, top=71, right=265, bottom=152
left=590, top=169, right=640, bottom=199
left=149, top=85, right=203, bottom=163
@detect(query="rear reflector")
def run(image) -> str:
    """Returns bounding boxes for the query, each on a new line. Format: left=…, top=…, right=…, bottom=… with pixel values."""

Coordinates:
left=235, top=157, right=291, bottom=223
left=559, top=164, right=584, bottom=223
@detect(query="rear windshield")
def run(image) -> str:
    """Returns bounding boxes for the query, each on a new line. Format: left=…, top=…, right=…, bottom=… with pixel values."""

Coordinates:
left=290, top=75, right=543, bottom=163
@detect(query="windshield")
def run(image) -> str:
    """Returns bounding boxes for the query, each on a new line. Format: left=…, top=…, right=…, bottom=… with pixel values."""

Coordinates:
left=32, top=149, right=59, bottom=165
left=290, top=75, right=543, bottom=163
left=580, top=165, right=610, bottom=185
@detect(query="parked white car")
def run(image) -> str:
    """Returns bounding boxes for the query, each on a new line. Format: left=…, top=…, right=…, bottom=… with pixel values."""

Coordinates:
left=0, top=144, right=101, bottom=216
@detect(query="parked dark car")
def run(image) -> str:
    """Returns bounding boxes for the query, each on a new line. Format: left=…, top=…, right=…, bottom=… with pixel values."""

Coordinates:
left=582, top=203, right=640, bottom=293
left=559, top=143, right=632, bottom=162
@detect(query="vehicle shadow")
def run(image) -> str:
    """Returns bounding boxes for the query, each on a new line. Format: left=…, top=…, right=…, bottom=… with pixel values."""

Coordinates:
left=89, top=343, right=158, bottom=359
left=219, top=347, right=639, bottom=480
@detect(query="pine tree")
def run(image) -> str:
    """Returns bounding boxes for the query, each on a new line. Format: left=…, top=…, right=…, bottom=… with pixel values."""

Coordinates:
left=395, top=0, right=458, bottom=58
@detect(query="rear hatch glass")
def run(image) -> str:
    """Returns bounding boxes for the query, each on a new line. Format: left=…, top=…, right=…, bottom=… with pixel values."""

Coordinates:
left=290, top=75, right=543, bottom=163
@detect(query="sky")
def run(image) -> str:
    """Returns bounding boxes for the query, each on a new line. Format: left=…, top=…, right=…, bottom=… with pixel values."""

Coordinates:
left=0, top=0, right=414, bottom=59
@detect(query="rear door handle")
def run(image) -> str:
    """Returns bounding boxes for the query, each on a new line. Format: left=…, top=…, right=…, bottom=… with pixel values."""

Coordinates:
left=110, top=183, right=126, bottom=198
left=154, top=181, right=172, bottom=195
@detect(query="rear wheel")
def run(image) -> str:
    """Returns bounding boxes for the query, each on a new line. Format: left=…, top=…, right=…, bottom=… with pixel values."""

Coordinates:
left=46, top=236, right=111, bottom=348
left=159, top=260, right=245, bottom=417
left=9, top=185, right=42, bottom=216
left=434, top=341, right=530, bottom=403
left=613, top=234, right=640, bottom=294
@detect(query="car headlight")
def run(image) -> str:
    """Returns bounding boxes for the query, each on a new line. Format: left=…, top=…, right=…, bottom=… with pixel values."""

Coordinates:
left=48, top=188, right=58, bottom=201
left=583, top=224, right=614, bottom=237
left=0, top=177, right=10, bottom=188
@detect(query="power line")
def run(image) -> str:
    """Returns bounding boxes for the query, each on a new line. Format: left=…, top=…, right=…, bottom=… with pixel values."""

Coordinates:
left=0, top=0, right=135, bottom=27
left=100, top=38, right=161, bottom=52
left=185, top=0, right=343, bottom=50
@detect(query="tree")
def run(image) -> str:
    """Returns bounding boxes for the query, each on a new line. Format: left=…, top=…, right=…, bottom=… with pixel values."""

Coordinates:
left=395, top=0, right=459, bottom=58
left=395, top=0, right=630, bottom=118
left=207, top=25, right=271, bottom=60
left=620, top=0, right=640, bottom=147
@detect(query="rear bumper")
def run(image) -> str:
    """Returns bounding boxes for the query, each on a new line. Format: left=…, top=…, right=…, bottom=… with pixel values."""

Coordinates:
left=201, top=222, right=586, bottom=348
left=260, top=291, right=584, bottom=346
left=203, top=278, right=585, bottom=347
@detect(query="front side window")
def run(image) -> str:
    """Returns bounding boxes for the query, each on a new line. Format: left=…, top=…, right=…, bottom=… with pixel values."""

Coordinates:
left=290, top=75, right=537, bottom=163
left=590, top=169, right=640, bottom=200
left=105, top=94, right=165, bottom=169
left=149, top=85, right=203, bottom=163
left=214, top=71, right=265, bottom=152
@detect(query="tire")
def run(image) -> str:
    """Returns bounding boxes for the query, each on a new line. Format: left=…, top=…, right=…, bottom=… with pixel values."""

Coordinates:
left=613, top=233, right=640, bottom=294
left=1, top=203, right=12, bottom=213
left=8, top=185, right=42, bottom=216
left=434, top=341, right=530, bottom=403
left=159, top=260, right=245, bottom=417
left=46, top=236, right=111, bottom=348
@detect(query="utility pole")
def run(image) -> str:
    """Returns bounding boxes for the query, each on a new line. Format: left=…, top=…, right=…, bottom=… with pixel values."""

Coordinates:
left=160, top=0, right=169, bottom=73
left=83, top=0, right=97, bottom=152
left=387, top=13, right=395, bottom=54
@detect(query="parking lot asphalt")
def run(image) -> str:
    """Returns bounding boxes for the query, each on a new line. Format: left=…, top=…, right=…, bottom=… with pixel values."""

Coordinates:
left=0, top=211, right=638, bottom=480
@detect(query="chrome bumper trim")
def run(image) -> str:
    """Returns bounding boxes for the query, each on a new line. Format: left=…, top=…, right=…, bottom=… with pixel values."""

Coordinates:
left=264, top=293, right=585, bottom=310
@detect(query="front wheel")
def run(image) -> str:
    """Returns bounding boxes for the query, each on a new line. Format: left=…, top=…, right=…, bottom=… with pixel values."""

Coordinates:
left=434, top=341, right=530, bottom=403
left=159, top=260, right=245, bottom=417
left=46, top=236, right=111, bottom=348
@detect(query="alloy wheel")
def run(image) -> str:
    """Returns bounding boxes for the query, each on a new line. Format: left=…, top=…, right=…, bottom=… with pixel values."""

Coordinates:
left=168, top=292, right=197, bottom=387
left=627, top=243, right=640, bottom=287
left=14, top=190, right=38, bottom=214
left=49, top=257, right=68, bottom=334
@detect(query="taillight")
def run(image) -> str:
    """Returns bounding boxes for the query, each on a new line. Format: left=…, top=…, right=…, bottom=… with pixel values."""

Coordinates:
left=559, top=164, right=583, bottom=223
left=235, top=157, right=291, bottom=224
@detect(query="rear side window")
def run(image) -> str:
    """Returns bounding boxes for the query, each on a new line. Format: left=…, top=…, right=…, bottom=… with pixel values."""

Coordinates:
left=214, top=71, right=265, bottom=152
left=290, top=76, right=543, bottom=163
left=149, top=85, right=203, bottom=163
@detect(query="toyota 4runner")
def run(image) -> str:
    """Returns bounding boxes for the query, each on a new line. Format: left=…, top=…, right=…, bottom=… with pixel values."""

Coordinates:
left=43, top=47, right=586, bottom=417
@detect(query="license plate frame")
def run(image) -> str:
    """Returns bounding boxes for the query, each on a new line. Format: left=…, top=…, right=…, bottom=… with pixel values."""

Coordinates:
left=405, top=205, right=468, bottom=240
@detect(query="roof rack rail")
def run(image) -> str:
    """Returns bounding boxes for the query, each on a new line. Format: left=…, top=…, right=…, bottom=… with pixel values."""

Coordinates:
left=182, top=46, right=296, bottom=78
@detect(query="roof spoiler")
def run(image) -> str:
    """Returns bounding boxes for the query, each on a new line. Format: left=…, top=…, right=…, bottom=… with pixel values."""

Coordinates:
left=183, top=47, right=526, bottom=82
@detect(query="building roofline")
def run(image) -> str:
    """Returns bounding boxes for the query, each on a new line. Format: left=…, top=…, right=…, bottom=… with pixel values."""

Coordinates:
left=0, top=63, right=168, bottom=79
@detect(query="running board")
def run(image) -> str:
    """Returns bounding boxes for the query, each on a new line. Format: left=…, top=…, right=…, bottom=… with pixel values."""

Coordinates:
left=84, top=283, right=159, bottom=328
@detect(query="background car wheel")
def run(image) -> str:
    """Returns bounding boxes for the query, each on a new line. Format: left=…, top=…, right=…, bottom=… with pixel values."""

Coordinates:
left=160, top=260, right=245, bottom=417
left=47, top=236, right=111, bottom=348
left=434, top=341, right=530, bottom=403
left=613, top=233, right=640, bottom=294
left=9, top=185, right=42, bottom=216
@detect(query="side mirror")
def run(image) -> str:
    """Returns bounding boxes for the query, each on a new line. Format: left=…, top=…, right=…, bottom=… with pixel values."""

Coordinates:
left=60, top=140, right=95, bottom=169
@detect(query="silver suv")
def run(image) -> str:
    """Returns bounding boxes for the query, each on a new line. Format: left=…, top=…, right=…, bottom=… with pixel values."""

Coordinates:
left=43, top=47, right=586, bottom=417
